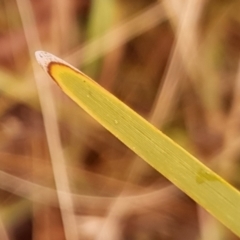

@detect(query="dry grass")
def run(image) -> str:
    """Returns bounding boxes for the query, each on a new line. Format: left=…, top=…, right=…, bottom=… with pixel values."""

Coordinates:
left=0, top=0, right=240, bottom=239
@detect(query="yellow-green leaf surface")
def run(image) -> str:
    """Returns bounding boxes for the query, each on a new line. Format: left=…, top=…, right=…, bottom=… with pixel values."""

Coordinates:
left=35, top=51, right=240, bottom=237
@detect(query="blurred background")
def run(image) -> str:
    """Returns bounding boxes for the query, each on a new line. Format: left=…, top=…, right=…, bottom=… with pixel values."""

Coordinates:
left=0, top=0, right=240, bottom=239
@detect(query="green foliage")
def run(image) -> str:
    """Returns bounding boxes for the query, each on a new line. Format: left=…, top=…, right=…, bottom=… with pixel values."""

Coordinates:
left=37, top=51, right=240, bottom=237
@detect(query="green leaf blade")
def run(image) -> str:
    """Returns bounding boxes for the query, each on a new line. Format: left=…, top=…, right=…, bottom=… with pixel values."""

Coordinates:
left=36, top=51, right=240, bottom=237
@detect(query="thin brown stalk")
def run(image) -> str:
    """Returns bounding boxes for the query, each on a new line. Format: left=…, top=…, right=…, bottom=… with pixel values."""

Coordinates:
left=15, top=0, right=79, bottom=239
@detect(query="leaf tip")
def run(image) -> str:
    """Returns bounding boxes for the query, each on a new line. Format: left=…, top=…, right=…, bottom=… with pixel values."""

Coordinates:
left=35, top=51, right=65, bottom=71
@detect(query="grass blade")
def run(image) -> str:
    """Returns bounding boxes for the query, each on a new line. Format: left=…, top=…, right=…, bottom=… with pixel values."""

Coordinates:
left=35, top=51, right=240, bottom=237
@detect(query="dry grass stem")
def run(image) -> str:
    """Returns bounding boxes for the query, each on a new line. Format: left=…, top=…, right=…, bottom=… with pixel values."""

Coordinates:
left=15, top=0, right=79, bottom=239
